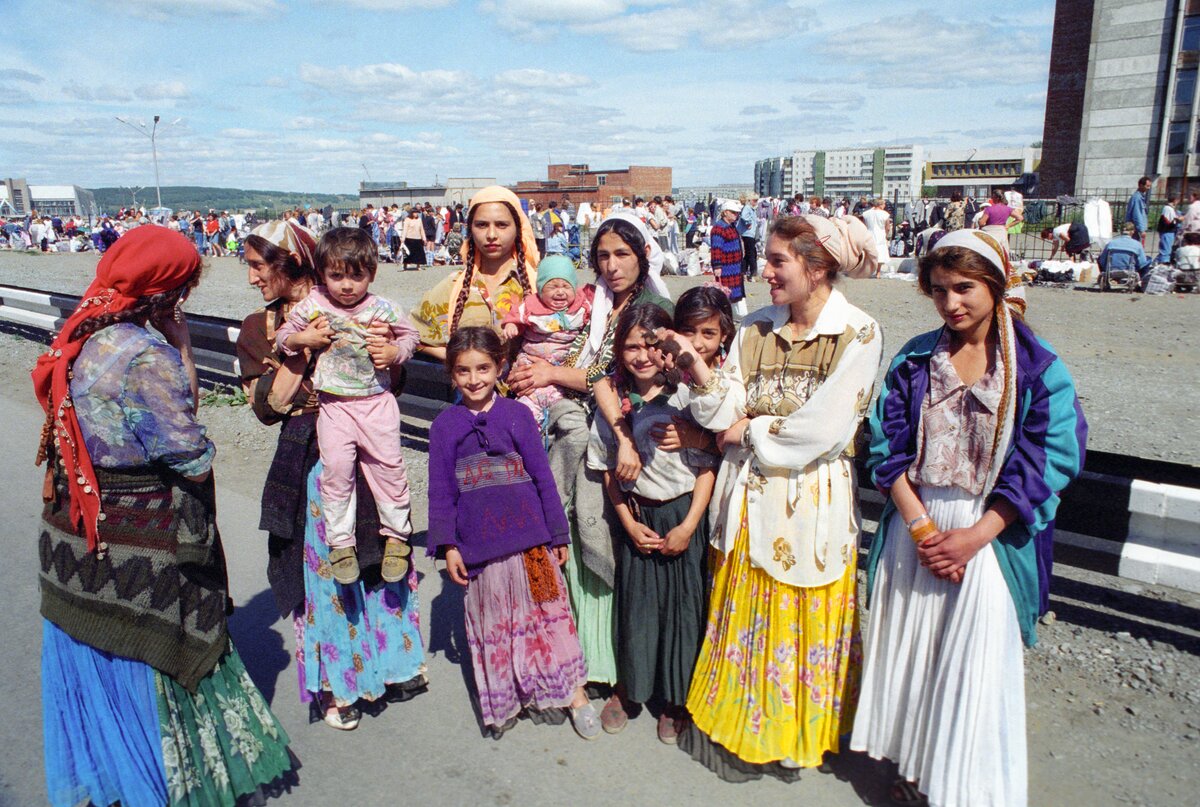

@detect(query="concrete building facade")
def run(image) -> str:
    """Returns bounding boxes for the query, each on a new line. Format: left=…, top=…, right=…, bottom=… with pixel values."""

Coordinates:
left=359, top=177, right=496, bottom=209
left=754, top=146, right=924, bottom=201
left=1040, top=0, right=1198, bottom=196
left=512, top=163, right=672, bottom=207
left=923, top=147, right=1042, bottom=197
left=0, top=178, right=98, bottom=219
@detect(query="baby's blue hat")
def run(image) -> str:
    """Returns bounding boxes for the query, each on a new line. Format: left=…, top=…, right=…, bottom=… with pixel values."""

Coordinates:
left=536, top=255, right=578, bottom=292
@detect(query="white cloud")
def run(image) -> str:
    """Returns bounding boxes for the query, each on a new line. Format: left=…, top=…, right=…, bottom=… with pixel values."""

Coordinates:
left=741, top=105, right=780, bottom=116
left=494, top=69, right=592, bottom=90
left=789, top=90, right=865, bottom=112
left=334, top=0, right=455, bottom=8
left=0, top=68, right=43, bottom=83
left=120, top=0, right=284, bottom=21
left=299, top=62, right=471, bottom=102
left=135, top=81, right=190, bottom=101
left=997, top=91, right=1047, bottom=111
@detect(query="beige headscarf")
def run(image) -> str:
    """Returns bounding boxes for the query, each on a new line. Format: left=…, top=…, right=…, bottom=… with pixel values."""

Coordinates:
left=800, top=213, right=881, bottom=278
left=450, top=185, right=540, bottom=311
left=249, top=219, right=317, bottom=269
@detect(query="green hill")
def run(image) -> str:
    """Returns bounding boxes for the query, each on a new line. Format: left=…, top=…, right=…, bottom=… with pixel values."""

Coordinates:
left=89, top=186, right=358, bottom=215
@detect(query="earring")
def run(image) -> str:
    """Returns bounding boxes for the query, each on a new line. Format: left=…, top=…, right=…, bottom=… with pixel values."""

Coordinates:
left=172, top=302, right=185, bottom=323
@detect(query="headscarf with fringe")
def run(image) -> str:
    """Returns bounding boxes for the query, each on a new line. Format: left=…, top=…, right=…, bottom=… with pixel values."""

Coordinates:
left=32, top=226, right=202, bottom=553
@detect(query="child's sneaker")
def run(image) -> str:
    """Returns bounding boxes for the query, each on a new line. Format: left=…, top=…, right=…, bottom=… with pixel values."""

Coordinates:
left=328, top=546, right=360, bottom=585
left=570, top=702, right=601, bottom=741
left=381, top=539, right=413, bottom=583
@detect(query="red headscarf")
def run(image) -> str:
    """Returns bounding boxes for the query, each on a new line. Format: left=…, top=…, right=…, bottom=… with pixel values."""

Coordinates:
left=32, top=225, right=203, bottom=552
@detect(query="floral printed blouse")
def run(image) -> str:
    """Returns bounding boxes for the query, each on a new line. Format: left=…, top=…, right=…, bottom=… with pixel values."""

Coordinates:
left=70, top=322, right=214, bottom=478
left=689, top=289, right=882, bottom=588
left=908, top=330, right=1001, bottom=496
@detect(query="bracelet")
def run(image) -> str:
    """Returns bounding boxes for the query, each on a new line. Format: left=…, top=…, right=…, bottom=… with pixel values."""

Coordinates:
left=907, top=513, right=931, bottom=530
left=688, top=371, right=721, bottom=397
left=740, top=422, right=753, bottom=450
left=909, top=517, right=939, bottom=544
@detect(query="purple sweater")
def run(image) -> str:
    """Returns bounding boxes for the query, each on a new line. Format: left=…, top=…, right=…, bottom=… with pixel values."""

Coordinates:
left=426, top=396, right=569, bottom=576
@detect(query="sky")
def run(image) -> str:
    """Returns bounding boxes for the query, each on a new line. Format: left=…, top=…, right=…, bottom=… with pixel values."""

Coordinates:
left=1, top=0, right=1054, bottom=194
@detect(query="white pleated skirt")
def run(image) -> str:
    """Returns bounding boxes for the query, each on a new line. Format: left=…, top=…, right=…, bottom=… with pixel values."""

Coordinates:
left=851, top=486, right=1027, bottom=807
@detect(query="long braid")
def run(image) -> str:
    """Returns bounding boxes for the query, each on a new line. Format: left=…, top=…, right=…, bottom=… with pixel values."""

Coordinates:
left=449, top=238, right=475, bottom=335
left=514, top=231, right=531, bottom=298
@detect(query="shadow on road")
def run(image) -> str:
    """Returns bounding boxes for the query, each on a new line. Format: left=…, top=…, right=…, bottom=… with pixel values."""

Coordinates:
left=230, top=587, right=291, bottom=705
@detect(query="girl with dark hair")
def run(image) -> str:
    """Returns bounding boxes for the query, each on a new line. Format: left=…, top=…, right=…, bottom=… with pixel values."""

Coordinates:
left=411, top=186, right=539, bottom=361
left=852, top=231, right=1086, bottom=807
left=587, top=303, right=717, bottom=744
left=35, top=226, right=295, bottom=806
left=659, top=214, right=882, bottom=775
left=507, top=212, right=674, bottom=731
left=426, top=327, right=600, bottom=740
left=237, top=220, right=426, bottom=731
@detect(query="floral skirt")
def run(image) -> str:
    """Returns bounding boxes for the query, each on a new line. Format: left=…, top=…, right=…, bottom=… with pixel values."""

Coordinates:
left=564, top=518, right=618, bottom=685
left=42, top=620, right=292, bottom=807
left=463, top=547, right=588, bottom=728
left=686, top=500, right=861, bottom=767
left=294, top=461, right=426, bottom=708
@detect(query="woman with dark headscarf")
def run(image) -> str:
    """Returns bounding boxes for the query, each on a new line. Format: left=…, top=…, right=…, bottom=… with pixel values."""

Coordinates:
left=237, top=220, right=427, bottom=731
left=35, top=226, right=294, bottom=807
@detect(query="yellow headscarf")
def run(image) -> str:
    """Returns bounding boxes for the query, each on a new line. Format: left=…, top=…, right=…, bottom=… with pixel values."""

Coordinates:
left=450, top=186, right=541, bottom=312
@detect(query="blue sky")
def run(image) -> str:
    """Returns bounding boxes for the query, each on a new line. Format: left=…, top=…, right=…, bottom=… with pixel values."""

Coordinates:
left=1, top=0, right=1053, bottom=193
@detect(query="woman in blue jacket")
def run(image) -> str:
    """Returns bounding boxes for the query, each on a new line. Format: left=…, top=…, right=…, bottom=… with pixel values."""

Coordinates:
left=851, top=230, right=1087, bottom=807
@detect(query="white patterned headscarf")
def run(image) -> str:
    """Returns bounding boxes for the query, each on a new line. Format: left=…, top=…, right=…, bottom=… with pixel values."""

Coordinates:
left=577, top=211, right=670, bottom=367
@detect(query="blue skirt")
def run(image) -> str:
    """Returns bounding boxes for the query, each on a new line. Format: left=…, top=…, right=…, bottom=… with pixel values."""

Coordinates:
left=42, top=620, right=166, bottom=807
left=295, top=460, right=426, bottom=707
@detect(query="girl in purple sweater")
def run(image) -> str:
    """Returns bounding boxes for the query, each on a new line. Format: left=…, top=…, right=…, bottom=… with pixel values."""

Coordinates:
left=427, top=327, right=601, bottom=740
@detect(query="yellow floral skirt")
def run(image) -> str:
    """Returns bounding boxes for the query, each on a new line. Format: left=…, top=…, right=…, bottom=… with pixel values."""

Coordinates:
left=686, top=502, right=862, bottom=767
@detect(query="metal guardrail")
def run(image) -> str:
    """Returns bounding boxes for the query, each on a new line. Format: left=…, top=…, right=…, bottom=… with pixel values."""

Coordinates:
left=2, top=282, right=1198, bottom=593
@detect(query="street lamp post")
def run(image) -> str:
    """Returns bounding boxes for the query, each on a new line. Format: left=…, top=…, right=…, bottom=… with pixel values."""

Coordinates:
left=116, top=115, right=178, bottom=212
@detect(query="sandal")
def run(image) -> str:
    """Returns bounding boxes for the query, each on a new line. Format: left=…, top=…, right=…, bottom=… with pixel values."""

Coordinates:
left=890, top=778, right=927, bottom=807
left=327, top=546, right=360, bottom=585
left=323, top=704, right=361, bottom=731
left=381, top=539, right=412, bottom=583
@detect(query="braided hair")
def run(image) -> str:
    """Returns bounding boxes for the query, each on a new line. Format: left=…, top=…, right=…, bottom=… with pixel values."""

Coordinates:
left=448, top=201, right=531, bottom=335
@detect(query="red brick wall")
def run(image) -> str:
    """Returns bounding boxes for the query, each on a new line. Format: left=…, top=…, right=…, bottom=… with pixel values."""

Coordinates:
left=1039, top=0, right=1095, bottom=197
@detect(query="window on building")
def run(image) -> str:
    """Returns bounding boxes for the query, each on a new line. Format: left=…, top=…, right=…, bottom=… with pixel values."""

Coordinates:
left=597, top=175, right=606, bottom=186
left=1176, top=67, right=1198, bottom=107
left=1168, top=121, right=1189, bottom=154
left=1184, top=16, right=1200, bottom=51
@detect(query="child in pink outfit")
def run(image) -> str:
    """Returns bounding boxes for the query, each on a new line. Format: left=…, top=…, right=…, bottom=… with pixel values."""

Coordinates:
left=501, top=255, right=595, bottom=426
left=276, top=227, right=419, bottom=585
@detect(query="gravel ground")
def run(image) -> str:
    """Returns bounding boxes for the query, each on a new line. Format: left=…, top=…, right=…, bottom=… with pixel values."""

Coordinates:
left=3, top=246, right=1200, bottom=805
left=3, top=250, right=1197, bottom=465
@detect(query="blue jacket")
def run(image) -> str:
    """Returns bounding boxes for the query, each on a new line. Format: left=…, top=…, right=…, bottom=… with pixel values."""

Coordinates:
left=1098, top=235, right=1150, bottom=272
left=1125, top=189, right=1149, bottom=232
left=865, top=320, right=1087, bottom=646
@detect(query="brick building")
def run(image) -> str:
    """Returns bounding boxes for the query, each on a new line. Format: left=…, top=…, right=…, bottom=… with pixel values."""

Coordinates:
left=511, top=163, right=672, bottom=207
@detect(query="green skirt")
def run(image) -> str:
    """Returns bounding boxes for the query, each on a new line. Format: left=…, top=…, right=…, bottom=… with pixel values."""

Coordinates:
left=616, top=492, right=709, bottom=706
left=564, top=519, right=619, bottom=685
left=156, top=644, right=293, bottom=806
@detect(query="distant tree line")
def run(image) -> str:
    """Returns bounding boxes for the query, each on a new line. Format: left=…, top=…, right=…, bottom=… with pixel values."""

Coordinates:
left=89, top=186, right=357, bottom=216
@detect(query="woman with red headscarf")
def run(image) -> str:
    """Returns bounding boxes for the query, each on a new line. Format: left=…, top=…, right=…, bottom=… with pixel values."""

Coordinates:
left=33, top=226, right=294, bottom=807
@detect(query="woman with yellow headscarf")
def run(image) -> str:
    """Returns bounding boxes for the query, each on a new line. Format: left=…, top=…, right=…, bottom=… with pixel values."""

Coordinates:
left=411, top=186, right=540, bottom=360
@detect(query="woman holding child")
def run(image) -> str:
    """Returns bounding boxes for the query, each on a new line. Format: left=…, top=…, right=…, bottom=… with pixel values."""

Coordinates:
left=237, top=220, right=426, bottom=731
left=660, top=215, right=883, bottom=775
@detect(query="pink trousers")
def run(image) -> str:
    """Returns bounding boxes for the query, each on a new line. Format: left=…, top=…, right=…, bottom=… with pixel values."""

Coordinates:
left=317, top=392, right=412, bottom=549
